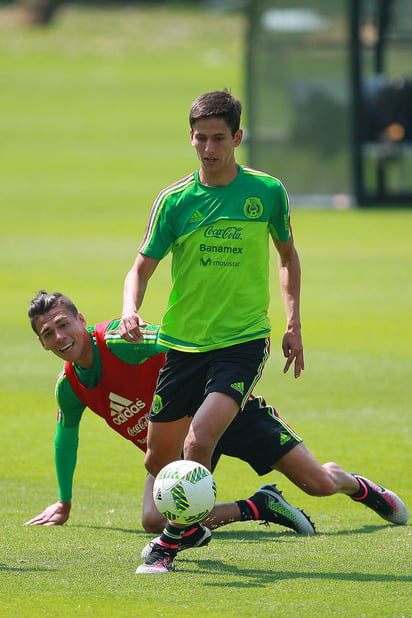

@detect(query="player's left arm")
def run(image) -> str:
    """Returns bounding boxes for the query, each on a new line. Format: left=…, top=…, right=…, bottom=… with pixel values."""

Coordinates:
left=272, top=234, right=304, bottom=378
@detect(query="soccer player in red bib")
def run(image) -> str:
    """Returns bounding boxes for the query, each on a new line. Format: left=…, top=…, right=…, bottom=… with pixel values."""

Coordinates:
left=26, top=291, right=408, bottom=573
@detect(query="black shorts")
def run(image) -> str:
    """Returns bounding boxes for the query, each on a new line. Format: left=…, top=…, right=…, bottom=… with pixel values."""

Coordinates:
left=149, top=338, right=270, bottom=422
left=211, top=395, right=302, bottom=476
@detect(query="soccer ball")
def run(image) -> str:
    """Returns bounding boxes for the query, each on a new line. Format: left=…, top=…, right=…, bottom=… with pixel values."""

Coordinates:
left=153, top=460, right=217, bottom=525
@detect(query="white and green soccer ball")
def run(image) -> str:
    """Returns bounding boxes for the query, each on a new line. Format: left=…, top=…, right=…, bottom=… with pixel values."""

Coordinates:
left=153, top=460, right=217, bottom=525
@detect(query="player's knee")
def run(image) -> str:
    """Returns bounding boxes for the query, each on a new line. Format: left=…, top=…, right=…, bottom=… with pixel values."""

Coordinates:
left=311, top=462, right=341, bottom=496
left=184, top=432, right=212, bottom=465
left=141, top=510, right=165, bottom=534
left=144, top=450, right=162, bottom=478
left=302, top=464, right=338, bottom=496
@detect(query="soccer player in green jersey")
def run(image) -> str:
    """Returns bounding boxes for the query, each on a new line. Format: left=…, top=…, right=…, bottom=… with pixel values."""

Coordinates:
left=120, top=90, right=409, bottom=573
left=119, top=89, right=306, bottom=573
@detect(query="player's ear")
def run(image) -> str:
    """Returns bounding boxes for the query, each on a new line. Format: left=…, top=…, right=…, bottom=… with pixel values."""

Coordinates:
left=77, top=312, right=87, bottom=327
left=234, top=128, right=243, bottom=147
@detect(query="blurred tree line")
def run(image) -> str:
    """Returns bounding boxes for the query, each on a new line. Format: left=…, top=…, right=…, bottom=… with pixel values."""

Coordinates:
left=8, top=0, right=241, bottom=26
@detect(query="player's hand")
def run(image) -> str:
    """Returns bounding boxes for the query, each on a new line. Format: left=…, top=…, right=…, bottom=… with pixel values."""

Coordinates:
left=282, top=330, right=304, bottom=378
left=118, top=313, right=146, bottom=342
left=24, top=500, right=71, bottom=526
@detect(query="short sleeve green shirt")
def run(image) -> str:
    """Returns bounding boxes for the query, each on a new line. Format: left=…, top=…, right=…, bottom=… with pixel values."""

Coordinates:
left=140, top=166, right=291, bottom=352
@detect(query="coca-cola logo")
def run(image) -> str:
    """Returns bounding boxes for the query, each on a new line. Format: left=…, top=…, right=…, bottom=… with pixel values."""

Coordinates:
left=204, top=225, right=242, bottom=240
left=127, top=414, right=149, bottom=436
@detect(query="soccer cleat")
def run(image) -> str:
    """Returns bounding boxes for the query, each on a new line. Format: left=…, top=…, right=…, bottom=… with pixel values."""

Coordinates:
left=141, top=525, right=212, bottom=561
left=136, top=544, right=176, bottom=574
left=350, top=474, right=408, bottom=525
left=249, top=484, right=316, bottom=535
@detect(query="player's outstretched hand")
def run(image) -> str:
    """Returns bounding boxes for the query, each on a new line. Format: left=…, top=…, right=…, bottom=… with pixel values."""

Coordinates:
left=118, top=313, right=146, bottom=342
left=24, top=500, right=71, bottom=526
left=282, top=330, right=304, bottom=378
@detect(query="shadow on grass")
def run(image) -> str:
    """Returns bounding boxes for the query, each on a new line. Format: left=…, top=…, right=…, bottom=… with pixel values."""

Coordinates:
left=69, top=524, right=148, bottom=535
left=0, top=562, right=56, bottom=573
left=178, top=558, right=412, bottom=586
left=69, top=523, right=393, bottom=538
left=205, top=523, right=394, bottom=540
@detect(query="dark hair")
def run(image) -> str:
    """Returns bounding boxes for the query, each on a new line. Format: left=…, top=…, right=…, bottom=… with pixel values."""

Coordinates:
left=28, top=290, right=79, bottom=334
left=189, top=89, right=242, bottom=136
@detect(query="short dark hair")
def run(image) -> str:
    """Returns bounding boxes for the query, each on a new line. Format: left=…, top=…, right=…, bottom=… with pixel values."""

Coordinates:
left=28, top=290, right=79, bottom=334
left=189, top=89, right=242, bottom=136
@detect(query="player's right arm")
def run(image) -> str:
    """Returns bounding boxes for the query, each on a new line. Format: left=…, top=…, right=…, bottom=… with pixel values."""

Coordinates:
left=24, top=496, right=72, bottom=526
left=119, top=252, right=159, bottom=342
left=24, top=375, right=84, bottom=526
left=24, top=423, right=79, bottom=525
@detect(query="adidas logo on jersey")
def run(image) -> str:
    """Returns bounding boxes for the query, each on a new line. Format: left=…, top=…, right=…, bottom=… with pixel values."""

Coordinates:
left=109, top=392, right=146, bottom=425
left=189, top=210, right=205, bottom=223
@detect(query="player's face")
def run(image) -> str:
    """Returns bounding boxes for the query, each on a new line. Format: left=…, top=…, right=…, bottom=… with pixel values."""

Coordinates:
left=35, top=307, right=92, bottom=367
left=190, top=117, right=243, bottom=185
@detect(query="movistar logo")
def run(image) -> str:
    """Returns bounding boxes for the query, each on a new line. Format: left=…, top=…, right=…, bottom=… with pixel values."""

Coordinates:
left=200, top=256, right=240, bottom=268
left=189, top=210, right=205, bottom=223
left=109, top=392, right=146, bottom=425
left=230, top=382, right=244, bottom=395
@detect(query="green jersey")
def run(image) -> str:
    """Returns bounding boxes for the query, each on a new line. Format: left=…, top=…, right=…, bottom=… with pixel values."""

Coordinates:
left=140, top=165, right=291, bottom=352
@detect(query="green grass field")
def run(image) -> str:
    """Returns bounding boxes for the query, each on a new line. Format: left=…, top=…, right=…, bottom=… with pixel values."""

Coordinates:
left=1, top=4, right=411, bottom=617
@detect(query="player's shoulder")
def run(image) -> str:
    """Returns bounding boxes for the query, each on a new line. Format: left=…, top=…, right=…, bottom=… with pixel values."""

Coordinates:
left=241, top=165, right=286, bottom=189
left=157, top=172, right=196, bottom=203
left=55, top=369, right=86, bottom=420
left=86, top=319, right=120, bottom=340
left=55, top=368, right=75, bottom=401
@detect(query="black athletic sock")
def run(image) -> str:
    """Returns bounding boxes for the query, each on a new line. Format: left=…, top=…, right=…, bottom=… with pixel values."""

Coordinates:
left=157, top=523, right=184, bottom=555
left=350, top=476, right=368, bottom=500
left=236, top=499, right=259, bottom=521
left=181, top=522, right=204, bottom=545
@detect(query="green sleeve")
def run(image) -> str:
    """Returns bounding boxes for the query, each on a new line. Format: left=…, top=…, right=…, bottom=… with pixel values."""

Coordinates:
left=104, top=320, right=169, bottom=364
left=54, top=423, right=79, bottom=502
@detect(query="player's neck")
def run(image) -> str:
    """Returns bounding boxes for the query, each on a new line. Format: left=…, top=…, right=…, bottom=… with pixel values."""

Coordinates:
left=199, top=162, right=239, bottom=187
left=74, top=335, right=94, bottom=370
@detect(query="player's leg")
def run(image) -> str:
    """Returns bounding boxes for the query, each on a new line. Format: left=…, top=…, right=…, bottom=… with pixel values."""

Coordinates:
left=144, top=416, right=192, bottom=477
left=183, top=391, right=240, bottom=470
left=211, top=397, right=315, bottom=534
left=184, top=338, right=270, bottom=471
left=141, top=474, right=165, bottom=533
left=264, top=424, right=408, bottom=526
left=273, top=444, right=358, bottom=496
left=277, top=445, right=408, bottom=524
left=141, top=470, right=214, bottom=560
left=137, top=351, right=210, bottom=573
left=139, top=416, right=202, bottom=573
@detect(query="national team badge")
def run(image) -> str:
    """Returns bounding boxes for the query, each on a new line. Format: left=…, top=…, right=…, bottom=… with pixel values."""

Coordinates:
left=151, top=394, right=163, bottom=415
left=243, top=197, right=264, bottom=219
